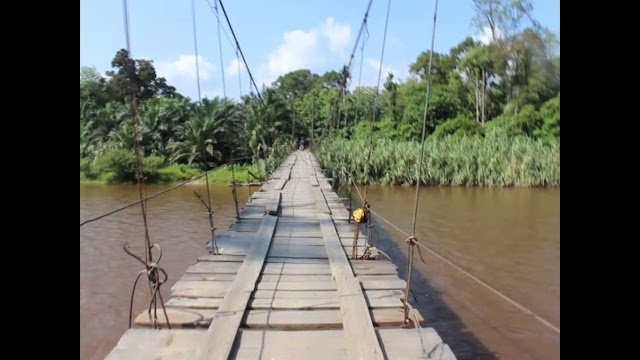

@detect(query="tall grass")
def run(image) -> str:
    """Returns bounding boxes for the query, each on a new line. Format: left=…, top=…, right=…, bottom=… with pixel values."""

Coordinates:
left=315, top=134, right=559, bottom=187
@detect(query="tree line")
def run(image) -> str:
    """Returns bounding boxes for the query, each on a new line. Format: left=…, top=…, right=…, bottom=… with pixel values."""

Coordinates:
left=80, top=0, right=559, bottom=185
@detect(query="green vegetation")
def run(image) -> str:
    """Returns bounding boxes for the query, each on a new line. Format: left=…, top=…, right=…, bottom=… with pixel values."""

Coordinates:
left=81, top=0, right=558, bottom=187
left=316, top=134, right=559, bottom=187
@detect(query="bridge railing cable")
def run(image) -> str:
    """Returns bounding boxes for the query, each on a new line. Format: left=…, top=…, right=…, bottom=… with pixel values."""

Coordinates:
left=80, top=156, right=252, bottom=227
left=217, top=0, right=264, bottom=105
left=344, top=173, right=560, bottom=334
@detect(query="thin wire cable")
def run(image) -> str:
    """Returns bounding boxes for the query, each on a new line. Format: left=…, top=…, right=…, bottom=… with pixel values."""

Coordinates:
left=367, top=199, right=560, bottom=334
left=410, top=0, right=438, bottom=236
left=363, top=0, right=392, bottom=201
left=332, top=0, right=373, bottom=134
left=80, top=157, right=252, bottom=227
left=214, top=0, right=226, bottom=98
left=122, top=0, right=131, bottom=55
left=122, top=0, right=152, bottom=264
left=218, top=0, right=263, bottom=104
left=120, top=0, right=172, bottom=330
left=353, top=25, right=369, bottom=126
left=237, top=49, right=243, bottom=98
left=191, top=0, right=202, bottom=101
left=340, top=172, right=559, bottom=333
left=204, top=0, right=235, bottom=49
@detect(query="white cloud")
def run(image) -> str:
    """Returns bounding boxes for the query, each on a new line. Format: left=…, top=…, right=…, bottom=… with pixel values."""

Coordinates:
left=267, top=29, right=320, bottom=76
left=153, top=55, right=221, bottom=100
left=358, top=57, right=408, bottom=89
left=321, top=17, right=352, bottom=54
left=155, top=55, right=215, bottom=83
left=225, top=58, right=243, bottom=76
left=475, top=25, right=503, bottom=44
left=259, top=17, right=353, bottom=85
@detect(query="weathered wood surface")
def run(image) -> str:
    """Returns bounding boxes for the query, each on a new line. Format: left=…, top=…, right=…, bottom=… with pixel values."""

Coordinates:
left=109, top=151, right=455, bottom=360
left=319, top=212, right=384, bottom=359
left=195, top=214, right=279, bottom=360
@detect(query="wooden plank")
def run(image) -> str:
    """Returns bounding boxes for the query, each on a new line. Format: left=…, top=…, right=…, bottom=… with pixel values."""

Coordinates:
left=171, top=280, right=232, bottom=298
left=243, top=309, right=342, bottom=329
left=265, top=257, right=328, bottom=264
left=268, top=244, right=328, bottom=259
left=229, top=221, right=261, bottom=232
left=212, top=234, right=254, bottom=255
left=377, top=328, right=457, bottom=360
left=252, top=289, right=336, bottom=297
left=357, top=274, right=402, bottom=281
left=310, top=174, right=319, bottom=187
left=318, top=213, right=384, bottom=360
left=198, top=254, right=245, bottom=262
left=134, top=308, right=216, bottom=328
left=185, top=262, right=241, bottom=274
left=265, top=191, right=281, bottom=215
left=370, top=308, right=424, bottom=326
left=353, top=267, right=399, bottom=276
left=165, top=297, right=222, bottom=309
left=231, top=329, right=348, bottom=360
left=180, top=273, right=237, bottom=282
left=249, top=297, right=339, bottom=310
left=352, top=260, right=398, bottom=268
left=263, top=262, right=332, bottom=275
left=360, top=279, right=407, bottom=290
left=250, top=288, right=340, bottom=309
left=315, top=188, right=331, bottom=214
left=105, top=329, right=206, bottom=359
left=272, top=236, right=324, bottom=245
left=259, top=274, right=334, bottom=282
left=256, top=280, right=336, bottom=291
left=273, top=164, right=292, bottom=190
left=364, top=289, right=406, bottom=308
left=195, top=214, right=278, bottom=360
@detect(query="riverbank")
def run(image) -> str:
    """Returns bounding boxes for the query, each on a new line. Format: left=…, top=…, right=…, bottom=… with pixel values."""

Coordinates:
left=316, top=135, right=560, bottom=187
left=79, top=163, right=258, bottom=185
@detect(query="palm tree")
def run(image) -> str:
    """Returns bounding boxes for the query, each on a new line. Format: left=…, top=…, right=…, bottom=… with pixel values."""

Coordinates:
left=168, top=98, right=226, bottom=167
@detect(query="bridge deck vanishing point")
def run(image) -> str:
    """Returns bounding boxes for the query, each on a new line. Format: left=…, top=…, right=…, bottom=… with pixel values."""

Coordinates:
left=106, top=151, right=456, bottom=359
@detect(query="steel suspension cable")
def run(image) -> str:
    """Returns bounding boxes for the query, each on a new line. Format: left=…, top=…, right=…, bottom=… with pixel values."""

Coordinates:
left=362, top=0, right=392, bottom=202
left=204, top=0, right=236, bottom=49
left=191, top=0, right=202, bottom=102
left=353, top=25, right=369, bottom=126
left=214, top=0, right=227, bottom=98
left=410, top=0, right=438, bottom=236
left=191, top=0, right=218, bottom=254
left=237, top=50, right=243, bottom=98
left=218, top=0, right=263, bottom=104
left=120, top=0, right=170, bottom=329
left=122, top=0, right=151, bottom=264
left=332, top=0, right=373, bottom=135
left=403, top=0, right=438, bottom=325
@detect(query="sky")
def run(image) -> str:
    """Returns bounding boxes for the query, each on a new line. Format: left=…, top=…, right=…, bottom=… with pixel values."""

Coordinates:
left=80, top=0, right=559, bottom=101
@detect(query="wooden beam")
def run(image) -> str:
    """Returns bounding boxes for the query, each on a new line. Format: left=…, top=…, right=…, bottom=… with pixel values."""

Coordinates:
left=318, top=213, right=384, bottom=360
left=195, top=214, right=278, bottom=360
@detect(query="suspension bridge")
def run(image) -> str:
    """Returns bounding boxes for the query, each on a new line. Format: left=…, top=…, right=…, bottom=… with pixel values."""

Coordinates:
left=105, top=150, right=456, bottom=359
left=80, top=0, right=560, bottom=358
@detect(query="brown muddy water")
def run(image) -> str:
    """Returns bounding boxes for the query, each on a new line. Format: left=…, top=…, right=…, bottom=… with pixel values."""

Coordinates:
left=80, top=183, right=559, bottom=360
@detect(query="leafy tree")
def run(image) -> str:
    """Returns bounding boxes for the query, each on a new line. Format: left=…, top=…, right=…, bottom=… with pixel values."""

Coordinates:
left=472, top=0, right=534, bottom=41
left=534, top=95, right=559, bottom=141
left=168, top=99, right=225, bottom=167
left=431, top=115, right=484, bottom=138
left=105, top=49, right=178, bottom=103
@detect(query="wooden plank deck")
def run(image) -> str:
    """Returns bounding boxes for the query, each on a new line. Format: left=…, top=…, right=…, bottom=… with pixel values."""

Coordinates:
left=106, top=151, right=455, bottom=360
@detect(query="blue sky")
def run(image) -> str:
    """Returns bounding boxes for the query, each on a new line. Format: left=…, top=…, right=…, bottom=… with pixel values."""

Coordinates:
left=80, top=0, right=559, bottom=101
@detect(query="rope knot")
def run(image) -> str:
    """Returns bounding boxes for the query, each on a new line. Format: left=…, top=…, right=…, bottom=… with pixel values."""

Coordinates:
left=406, top=236, right=418, bottom=245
